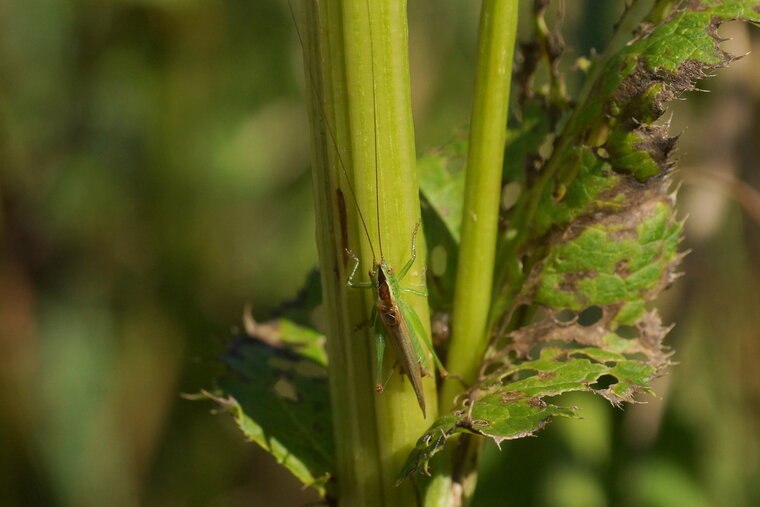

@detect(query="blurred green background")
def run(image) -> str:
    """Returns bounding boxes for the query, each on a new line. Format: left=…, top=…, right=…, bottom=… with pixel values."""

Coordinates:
left=1, top=1, right=758, bottom=506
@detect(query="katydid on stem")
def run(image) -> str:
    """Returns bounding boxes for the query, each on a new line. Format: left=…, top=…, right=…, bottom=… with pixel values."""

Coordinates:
left=345, top=223, right=447, bottom=418
left=292, top=0, right=446, bottom=417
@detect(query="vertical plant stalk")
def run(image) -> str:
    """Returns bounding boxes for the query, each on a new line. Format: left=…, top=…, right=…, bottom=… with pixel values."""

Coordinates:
left=442, top=0, right=519, bottom=408
left=302, top=2, right=383, bottom=505
left=426, top=4, right=518, bottom=504
left=303, top=0, right=433, bottom=504
left=343, top=1, right=436, bottom=503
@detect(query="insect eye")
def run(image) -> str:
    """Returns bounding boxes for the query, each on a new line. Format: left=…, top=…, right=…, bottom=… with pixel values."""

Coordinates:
left=368, top=269, right=375, bottom=278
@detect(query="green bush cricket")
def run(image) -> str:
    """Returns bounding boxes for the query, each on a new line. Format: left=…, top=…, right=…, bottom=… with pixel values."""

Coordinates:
left=292, top=0, right=446, bottom=417
left=345, top=223, right=447, bottom=418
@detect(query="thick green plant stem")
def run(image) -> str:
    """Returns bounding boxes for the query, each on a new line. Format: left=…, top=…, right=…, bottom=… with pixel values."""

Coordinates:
left=303, top=0, right=434, bottom=504
left=344, top=1, right=437, bottom=504
left=302, top=2, right=382, bottom=505
left=426, top=4, right=518, bottom=505
left=442, top=0, right=519, bottom=408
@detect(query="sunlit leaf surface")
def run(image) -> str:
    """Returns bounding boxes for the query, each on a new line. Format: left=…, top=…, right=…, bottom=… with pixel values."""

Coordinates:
left=400, top=0, right=759, bottom=480
left=201, top=316, right=334, bottom=497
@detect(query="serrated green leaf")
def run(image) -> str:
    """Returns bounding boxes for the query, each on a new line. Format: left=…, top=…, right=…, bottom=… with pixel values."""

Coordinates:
left=508, top=1, right=760, bottom=248
left=399, top=346, right=654, bottom=480
left=402, top=1, right=759, bottom=481
left=201, top=318, right=334, bottom=497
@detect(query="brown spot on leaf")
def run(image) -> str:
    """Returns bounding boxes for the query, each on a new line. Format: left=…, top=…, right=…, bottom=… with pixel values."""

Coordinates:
left=537, top=371, right=556, bottom=381
left=612, top=59, right=711, bottom=127
left=558, top=270, right=596, bottom=294
left=615, top=259, right=631, bottom=277
left=684, top=0, right=708, bottom=12
left=632, top=124, right=678, bottom=170
left=500, top=390, right=524, bottom=403
left=528, top=397, right=548, bottom=409
left=613, top=61, right=658, bottom=113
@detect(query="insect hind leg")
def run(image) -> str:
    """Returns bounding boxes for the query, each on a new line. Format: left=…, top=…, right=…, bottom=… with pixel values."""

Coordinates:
left=374, top=322, right=389, bottom=392
left=375, top=359, right=398, bottom=393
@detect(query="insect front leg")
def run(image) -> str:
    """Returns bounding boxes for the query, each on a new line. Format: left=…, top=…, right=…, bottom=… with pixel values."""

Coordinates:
left=398, top=223, right=428, bottom=296
left=345, top=248, right=373, bottom=289
left=397, top=222, right=421, bottom=281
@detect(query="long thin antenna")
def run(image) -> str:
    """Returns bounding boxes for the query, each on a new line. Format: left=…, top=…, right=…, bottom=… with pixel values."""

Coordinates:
left=289, top=0, right=377, bottom=262
left=365, top=0, right=384, bottom=260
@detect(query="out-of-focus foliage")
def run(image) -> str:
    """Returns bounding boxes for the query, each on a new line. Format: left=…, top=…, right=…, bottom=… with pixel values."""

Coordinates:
left=2, top=0, right=759, bottom=506
left=0, top=0, right=319, bottom=504
left=198, top=315, right=334, bottom=497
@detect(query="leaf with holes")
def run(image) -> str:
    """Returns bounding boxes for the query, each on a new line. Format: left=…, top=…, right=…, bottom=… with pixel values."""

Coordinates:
left=400, top=0, right=759, bottom=481
left=199, top=317, right=334, bottom=497
left=399, top=346, right=654, bottom=479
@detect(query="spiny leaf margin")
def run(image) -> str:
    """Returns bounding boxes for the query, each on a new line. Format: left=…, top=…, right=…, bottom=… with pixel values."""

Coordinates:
left=198, top=316, right=335, bottom=497
left=400, top=1, right=758, bottom=481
